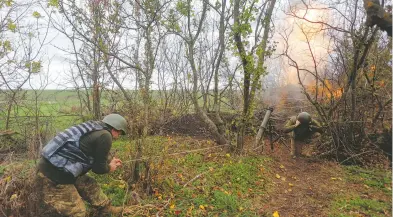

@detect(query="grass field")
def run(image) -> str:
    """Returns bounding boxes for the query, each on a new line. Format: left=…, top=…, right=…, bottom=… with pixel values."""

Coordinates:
left=0, top=89, right=238, bottom=132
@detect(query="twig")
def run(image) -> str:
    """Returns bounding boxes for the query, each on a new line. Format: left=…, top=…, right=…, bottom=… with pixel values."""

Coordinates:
left=340, top=150, right=375, bottom=164
left=121, top=181, right=129, bottom=216
left=0, top=208, right=7, bottom=217
left=183, top=171, right=209, bottom=188
left=155, top=198, right=171, bottom=217
left=156, top=169, right=211, bottom=216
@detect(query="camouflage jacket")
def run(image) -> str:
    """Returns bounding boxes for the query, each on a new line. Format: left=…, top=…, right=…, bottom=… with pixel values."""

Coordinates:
left=283, top=116, right=323, bottom=140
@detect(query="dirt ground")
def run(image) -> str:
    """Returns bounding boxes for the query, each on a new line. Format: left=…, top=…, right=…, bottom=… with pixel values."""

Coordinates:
left=253, top=141, right=391, bottom=217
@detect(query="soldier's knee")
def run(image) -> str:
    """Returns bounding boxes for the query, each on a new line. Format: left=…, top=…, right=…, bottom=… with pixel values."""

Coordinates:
left=72, top=204, right=87, bottom=217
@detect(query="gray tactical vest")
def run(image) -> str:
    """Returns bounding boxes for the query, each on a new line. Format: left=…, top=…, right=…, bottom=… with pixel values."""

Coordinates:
left=41, top=121, right=105, bottom=177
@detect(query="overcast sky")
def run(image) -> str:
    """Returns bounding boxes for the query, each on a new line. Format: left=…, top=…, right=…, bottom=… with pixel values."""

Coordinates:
left=23, top=0, right=332, bottom=90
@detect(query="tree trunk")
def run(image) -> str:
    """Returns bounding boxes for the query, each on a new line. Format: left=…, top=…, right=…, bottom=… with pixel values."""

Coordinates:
left=233, top=0, right=251, bottom=153
left=187, top=0, right=228, bottom=146
left=212, top=0, right=227, bottom=135
left=5, top=91, right=17, bottom=130
left=92, top=5, right=101, bottom=120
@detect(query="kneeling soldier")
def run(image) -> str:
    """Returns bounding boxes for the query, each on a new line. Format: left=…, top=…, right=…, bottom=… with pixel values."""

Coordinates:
left=37, top=114, right=127, bottom=216
left=283, top=112, right=323, bottom=158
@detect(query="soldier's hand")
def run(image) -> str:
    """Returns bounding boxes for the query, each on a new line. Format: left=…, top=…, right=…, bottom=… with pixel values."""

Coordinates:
left=109, top=157, right=123, bottom=172
left=295, top=120, right=301, bottom=127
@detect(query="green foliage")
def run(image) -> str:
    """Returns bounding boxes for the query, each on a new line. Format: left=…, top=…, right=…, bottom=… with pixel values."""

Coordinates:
left=88, top=172, right=126, bottom=206
left=98, top=38, right=108, bottom=54
left=232, top=3, right=258, bottom=38
left=7, top=20, right=16, bottom=32
left=184, top=153, right=203, bottom=166
left=32, top=11, right=41, bottom=18
left=101, top=182, right=126, bottom=206
left=47, top=0, right=58, bottom=8
left=0, top=0, right=13, bottom=8
left=3, top=40, right=12, bottom=51
left=214, top=1, right=221, bottom=10
left=175, top=0, right=190, bottom=16
left=0, top=165, right=5, bottom=176
left=344, top=166, right=392, bottom=194
left=328, top=166, right=392, bottom=217
left=162, top=9, right=181, bottom=32
left=159, top=153, right=271, bottom=216
left=25, top=61, right=41, bottom=73
left=211, top=190, right=239, bottom=213
left=214, top=157, right=268, bottom=193
left=330, top=196, right=390, bottom=217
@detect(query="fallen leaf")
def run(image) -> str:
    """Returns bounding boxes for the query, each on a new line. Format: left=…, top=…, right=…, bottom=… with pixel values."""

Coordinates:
left=364, top=185, right=370, bottom=189
left=170, top=204, right=176, bottom=209
left=279, top=165, right=285, bottom=169
left=331, top=177, right=337, bottom=180
left=289, top=183, right=294, bottom=187
left=275, top=174, right=281, bottom=179
left=238, top=206, right=244, bottom=211
left=273, top=211, right=280, bottom=217
left=292, top=176, right=298, bottom=180
left=174, top=210, right=181, bottom=215
left=5, top=176, right=11, bottom=183
left=225, top=153, right=231, bottom=158
left=10, top=194, right=17, bottom=201
left=281, top=177, right=286, bottom=181
left=199, top=205, right=205, bottom=210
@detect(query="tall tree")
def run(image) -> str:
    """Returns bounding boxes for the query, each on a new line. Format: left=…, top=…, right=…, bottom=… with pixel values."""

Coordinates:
left=232, top=0, right=276, bottom=152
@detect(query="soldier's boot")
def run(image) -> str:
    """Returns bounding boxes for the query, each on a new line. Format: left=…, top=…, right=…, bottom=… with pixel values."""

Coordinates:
left=100, top=205, right=123, bottom=216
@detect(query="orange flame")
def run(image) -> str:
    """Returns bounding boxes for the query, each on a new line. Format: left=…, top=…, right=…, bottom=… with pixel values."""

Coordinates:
left=305, top=79, right=343, bottom=102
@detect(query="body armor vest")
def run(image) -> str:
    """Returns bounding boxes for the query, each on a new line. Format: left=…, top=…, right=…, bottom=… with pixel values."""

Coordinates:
left=294, top=123, right=311, bottom=141
left=41, top=121, right=105, bottom=177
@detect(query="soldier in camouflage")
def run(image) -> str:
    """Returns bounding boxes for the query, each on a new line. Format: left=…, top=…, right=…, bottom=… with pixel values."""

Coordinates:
left=37, top=114, right=127, bottom=217
left=283, top=112, right=323, bottom=158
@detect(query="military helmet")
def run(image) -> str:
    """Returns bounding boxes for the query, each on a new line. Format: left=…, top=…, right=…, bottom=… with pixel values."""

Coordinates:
left=297, top=112, right=311, bottom=124
left=102, top=113, right=127, bottom=134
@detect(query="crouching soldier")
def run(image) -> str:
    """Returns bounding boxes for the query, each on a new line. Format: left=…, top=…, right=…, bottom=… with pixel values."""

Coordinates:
left=37, top=114, right=127, bottom=217
left=283, top=112, right=323, bottom=158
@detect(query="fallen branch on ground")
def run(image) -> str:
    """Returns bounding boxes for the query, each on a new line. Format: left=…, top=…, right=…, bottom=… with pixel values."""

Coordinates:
left=183, top=171, right=209, bottom=187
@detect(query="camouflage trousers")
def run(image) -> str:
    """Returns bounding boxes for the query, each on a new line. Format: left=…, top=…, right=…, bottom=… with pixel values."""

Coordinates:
left=38, top=172, right=110, bottom=217
left=290, top=132, right=321, bottom=157
left=290, top=138, right=305, bottom=157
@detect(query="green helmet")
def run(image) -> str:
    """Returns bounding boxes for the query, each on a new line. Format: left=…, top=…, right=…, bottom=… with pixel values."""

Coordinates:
left=102, top=113, right=127, bottom=134
left=297, top=112, right=311, bottom=124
